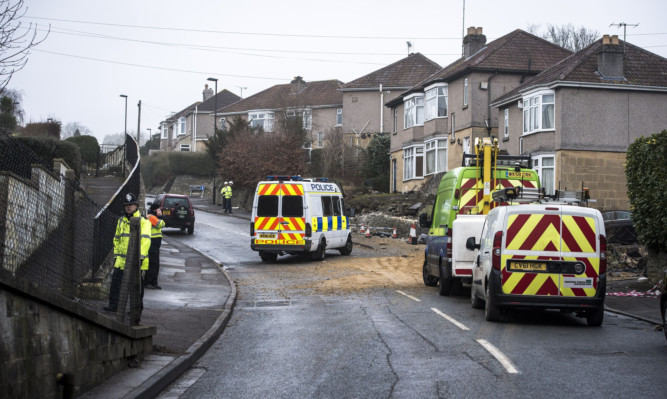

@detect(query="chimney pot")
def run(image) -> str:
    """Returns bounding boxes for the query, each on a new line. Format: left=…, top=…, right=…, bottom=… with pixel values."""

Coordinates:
left=611, top=35, right=619, bottom=45
left=602, top=34, right=610, bottom=45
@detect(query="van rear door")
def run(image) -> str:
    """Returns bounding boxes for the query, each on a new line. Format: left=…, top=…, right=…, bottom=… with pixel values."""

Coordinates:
left=501, top=206, right=563, bottom=296
left=501, top=206, right=601, bottom=297
left=254, top=183, right=306, bottom=246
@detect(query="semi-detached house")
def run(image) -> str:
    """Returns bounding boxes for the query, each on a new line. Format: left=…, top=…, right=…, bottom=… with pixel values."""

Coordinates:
left=492, top=34, right=667, bottom=211
left=159, top=86, right=241, bottom=152
left=339, top=53, right=441, bottom=148
left=216, top=76, right=344, bottom=156
left=385, top=27, right=571, bottom=193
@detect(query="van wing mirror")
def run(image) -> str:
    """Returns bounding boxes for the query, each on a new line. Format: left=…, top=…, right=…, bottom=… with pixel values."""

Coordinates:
left=466, top=237, right=480, bottom=251
left=418, top=212, right=430, bottom=228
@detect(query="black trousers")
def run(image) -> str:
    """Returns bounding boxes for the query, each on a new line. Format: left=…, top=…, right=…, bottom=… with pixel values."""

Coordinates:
left=108, top=266, right=144, bottom=311
left=145, top=237, right=162, bottom=286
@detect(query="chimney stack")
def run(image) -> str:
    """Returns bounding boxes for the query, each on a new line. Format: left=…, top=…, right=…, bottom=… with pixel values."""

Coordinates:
left=463, top=27, right=486, bottom=58
left=203, top=84, right=214, bottom=101
left=597, top=34, right=624, bottom=79
left=290, top=76, right=306, bottom=94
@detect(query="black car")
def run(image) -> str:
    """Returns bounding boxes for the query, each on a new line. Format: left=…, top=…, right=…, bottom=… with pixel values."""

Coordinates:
left=149, top=194, right=195, bottom=234
left=602, top=210, right=637, bottom=244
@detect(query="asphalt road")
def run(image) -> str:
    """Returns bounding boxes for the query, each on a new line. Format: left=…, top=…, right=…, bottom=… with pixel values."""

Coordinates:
left=157, top=209, right=667, bottom=399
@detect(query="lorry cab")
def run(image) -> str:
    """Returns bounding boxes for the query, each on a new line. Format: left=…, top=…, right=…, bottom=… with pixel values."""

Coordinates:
left=250, top=176, right=353, bottom=262
left=468, top=204, right=607, bottom=326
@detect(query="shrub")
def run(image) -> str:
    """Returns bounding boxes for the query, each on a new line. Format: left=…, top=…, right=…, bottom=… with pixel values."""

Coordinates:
left=167, top=152, right=215, bottom=176
left=17, top=136, right=81, bottom=176
left=66, top=135, right=100, bottom=164
left=625, top=130, right=667, bottom=250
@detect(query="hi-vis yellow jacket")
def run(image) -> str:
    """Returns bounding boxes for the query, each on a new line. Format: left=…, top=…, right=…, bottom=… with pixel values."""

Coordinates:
left=147, top=214, right=165, bottom=239
left=113, top=210, right=151, bottom=270
left=221, top=186, right=233, bottom=199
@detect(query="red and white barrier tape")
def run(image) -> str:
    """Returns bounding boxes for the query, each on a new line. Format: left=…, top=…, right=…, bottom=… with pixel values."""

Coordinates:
left=606, top=281, right=662, bottom=298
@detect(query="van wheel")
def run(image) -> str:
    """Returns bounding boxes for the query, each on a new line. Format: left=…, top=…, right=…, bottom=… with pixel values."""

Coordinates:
left=187, top=224, right=194, bottom=235
left=438, top=262, right=452, bottom=296
left=586, top=307, right=604, bottom=327
left=663, top=301, right=667, bottom=341
left=339, top=235, right=353, bottom=256
left=260, top=252, right=278, bottom=263
left=311, top=239, right=326, bottom=261
left=423, top=261, right=438, bottom=287
left=485, top=283, right=501, bottom=322
left=471, top=283, right=484, bottom=309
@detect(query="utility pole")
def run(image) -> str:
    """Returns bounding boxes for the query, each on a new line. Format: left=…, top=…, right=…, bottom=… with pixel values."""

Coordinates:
left=137, top=100, right=142, bottom=147
left=610, top=22, right=639, bottom=52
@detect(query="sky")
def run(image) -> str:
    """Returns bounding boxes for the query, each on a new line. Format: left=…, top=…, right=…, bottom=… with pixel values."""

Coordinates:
left=7, top=0, right=667, bottom=144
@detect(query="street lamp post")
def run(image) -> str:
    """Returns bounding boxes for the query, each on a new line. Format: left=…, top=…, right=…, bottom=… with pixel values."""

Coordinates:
left=120, top=94, right=128, bottom=177
left=207, top=77, right=218, bottom=204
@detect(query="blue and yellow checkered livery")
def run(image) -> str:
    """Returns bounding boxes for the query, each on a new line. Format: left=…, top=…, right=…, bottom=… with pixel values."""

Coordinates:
left=312, top=216, right=348, bottom=232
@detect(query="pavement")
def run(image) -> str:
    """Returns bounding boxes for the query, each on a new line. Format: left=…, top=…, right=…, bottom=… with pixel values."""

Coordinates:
left=77, top=177, right=665, bottom=398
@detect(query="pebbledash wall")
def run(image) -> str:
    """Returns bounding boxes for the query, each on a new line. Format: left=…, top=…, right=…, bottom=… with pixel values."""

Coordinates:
left=556, top=150, right=628, bottom=212
left=0, top=163, right=154, bottom=398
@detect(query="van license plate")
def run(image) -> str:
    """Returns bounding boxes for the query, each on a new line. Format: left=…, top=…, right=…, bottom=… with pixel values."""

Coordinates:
left=510, top=261, right=547, bottom=271
left=163, top=210, right=170, bottom=215
left=259, top=234, right=276, bottom=239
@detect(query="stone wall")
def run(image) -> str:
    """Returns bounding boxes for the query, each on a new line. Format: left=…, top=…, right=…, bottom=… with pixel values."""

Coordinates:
left=557, top=150, right=628, bottom=212
left=0, top=269, right=154, bottom=398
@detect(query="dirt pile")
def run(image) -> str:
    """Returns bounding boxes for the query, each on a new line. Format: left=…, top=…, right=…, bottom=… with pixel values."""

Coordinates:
left=291, top=236, right=425, bottom=294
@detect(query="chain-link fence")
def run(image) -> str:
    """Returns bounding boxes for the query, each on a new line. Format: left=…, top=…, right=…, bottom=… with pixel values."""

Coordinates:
left=0, top=130, right=143, bottom=325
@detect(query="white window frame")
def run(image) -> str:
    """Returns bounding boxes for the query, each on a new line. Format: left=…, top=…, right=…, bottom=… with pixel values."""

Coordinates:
left=403, top=94, right=424, bottom=129
left=393, top=108, right=398, bottom=133
left=336, top=108, right=342, bottom=126
left=463, top=78, right=469, bottom=107
left=219, top=116, right=226, bottom=131
left=403, top=145, right=425, bottom=181
left=179, top=144, right=191, bottom=151
left=161, top=123, right=168, bottom=139
left=503, top=109, right=509, bottom=139
left=532, top=154, right=556, bottom=195
left=249, top=111, right=274, bottom=132
left=425, top=83, right=448, bottom=121
left=303, top=109, right=312, bottom=130
left=317, top=131, right=324, bottom=148
left=522, top=90, right=555, bottom=135
left=424, top=138, right=447, bottom=175
left=178, top=117, right=186, bottom=135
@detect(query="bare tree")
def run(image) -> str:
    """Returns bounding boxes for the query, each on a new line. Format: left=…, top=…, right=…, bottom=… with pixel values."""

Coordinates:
left=62, top=121, right=92, bottom=139
left=527, top=23, right=598, bottom=52
left=0, top=0, right=50, bottom=91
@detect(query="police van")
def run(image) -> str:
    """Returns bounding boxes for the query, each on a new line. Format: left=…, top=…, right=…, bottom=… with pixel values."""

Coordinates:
left=250, top=176, right=353, bottom=262
left=466, top=200, right=607, bottom=326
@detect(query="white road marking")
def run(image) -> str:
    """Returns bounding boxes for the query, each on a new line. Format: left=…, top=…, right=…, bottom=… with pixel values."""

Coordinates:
left=396, top=290, right=421, bottom=302
left=430, top=308, right=470, bottom=331
left=476, top=339, right=520, bottom=374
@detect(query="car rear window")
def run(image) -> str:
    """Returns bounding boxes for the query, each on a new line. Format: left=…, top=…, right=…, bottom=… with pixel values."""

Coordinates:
left=257, top=195, right=279, bottom=217
left=163, top=197, right=187, bottom=208
left=282, top=196, right=303, bottom=217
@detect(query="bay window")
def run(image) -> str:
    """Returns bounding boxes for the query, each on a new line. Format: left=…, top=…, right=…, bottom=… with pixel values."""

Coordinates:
left=403, top=145, right=424, bottom=180
left=523, top=91, right=555, bottom=134
left=425, top=84, right=448, bottom=121
left=177, top=117, right=186, bottom=135
left=532, top=154, right=555, bottom=195
left=425, top=139, right=447, bottom=175
left=404, top=94, right=424, bottom=129
left=249, top=111, right=274, bottom=132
